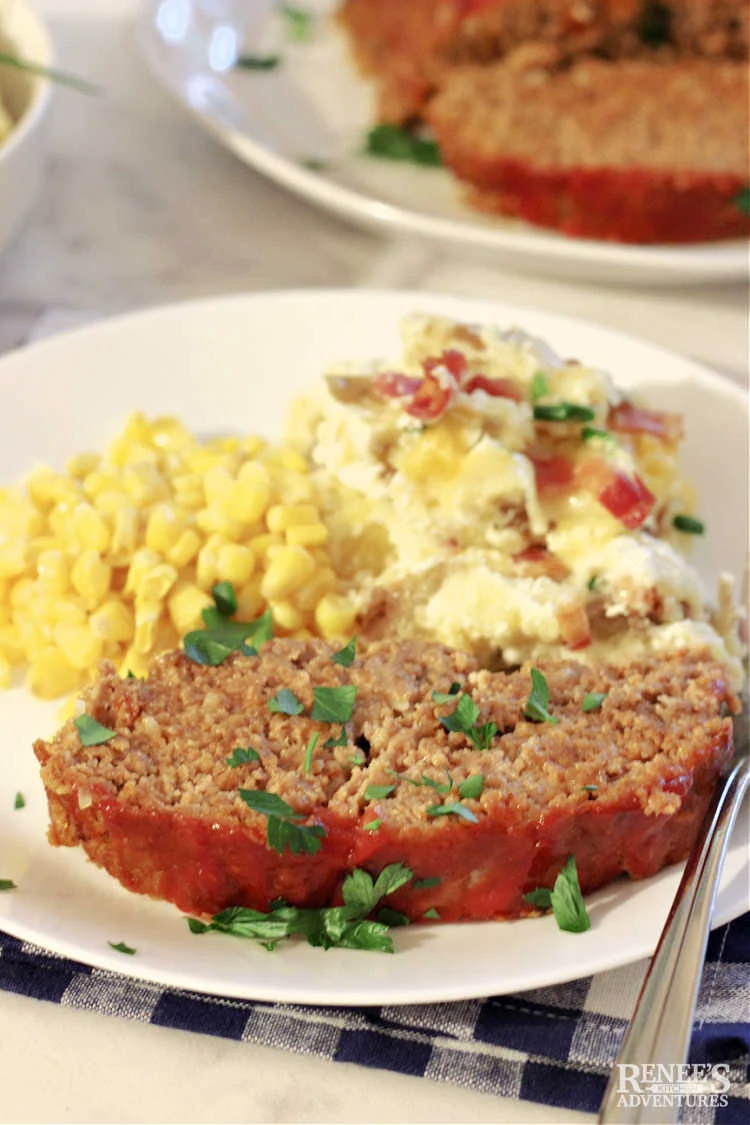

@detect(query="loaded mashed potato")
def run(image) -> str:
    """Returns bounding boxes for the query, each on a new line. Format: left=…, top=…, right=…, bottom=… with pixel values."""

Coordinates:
left=287, top=314, right=744, bottom=686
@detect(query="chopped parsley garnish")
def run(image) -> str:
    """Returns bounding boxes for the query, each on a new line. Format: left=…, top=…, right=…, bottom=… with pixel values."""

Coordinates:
left=412, top=876, right=441, bottom=890
left=14, top=792, right=25, bottom=810
left=673, top=514, right=705, bottom=535
left=303, top=733, right=319, bottom=773
left=268, top=687, right=305, bottom=715
left=331, top=638, right=356, bottom=667
left=637, top=0, right=672, bottom=46
left=523, top=668, right=560, bottom=725
left=279, top=3, right=313, bottom=41
left=458, top=774, right=484, bottom=800
left=310, top=684, right=357, bottom=723
left=349, top=749, right=366, bottom=766
left=736, top=186, right=750, bottom=216
left=300, top=157, right=328, bottom=172
left=523, top=856, right=591, bottom=933
left=438, top=692, right=498, bottom=750
left=324, top=726, right=348, bottom=749
left=581, top=785, right=598, bottom=794
left=108, top=941, right=136, bottom=955
left=533, top=402, right=596, bottom=423
left=586, top=574, right=599, bottom=592
left=364, top=784, right=396, bottom=801
left=239, top=789, right=326, bottom=855
left=376, top=907, right=410, bottom=928
left=0, top=879, right=17, bottom=891
left=226, top=746, right=261, bottom=767
left=363, top=818, right=381, bottom=832
left=74, top=714, right=117, bottom=746
left=423, top=908, right=440, bottom=920
left=426, top=801, right=478, bottom=824
left=188, top=863, right=413, bottom=952
left=0, top=53, right=99, bottom=94
left=183, top=590, right=272, bottom=665
left=235, top=54, right=281, bottom=70
left=431, top=682, right=461, bottom=703
left=581, top=426, right=613, bottom=443
left=364, top=124, right=442, bottom=167
left=582, top=692, right=607, bottom=713
left=530, top=371, right=549, bottom=402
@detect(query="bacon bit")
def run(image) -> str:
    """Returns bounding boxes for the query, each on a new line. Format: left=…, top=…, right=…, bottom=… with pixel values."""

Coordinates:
left=403, top=374, right=456, bottom=421
left=373, top=371, right=424, bottom=399
left=512, top=545, right=569, bottom=581
left=530, top=454, right=575, bottom=496
left=423, top=348, right=468, bottom=383
left=608, top=402, right=684, bottom=444
left=557, top=602, right=592, bottom=650
left=463, top=374, right=523, bottom=401
left=598, top=471, right=656, bottom=530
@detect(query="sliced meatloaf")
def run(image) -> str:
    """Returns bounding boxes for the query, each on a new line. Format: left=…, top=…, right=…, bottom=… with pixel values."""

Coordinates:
left=34, top=638, right=739, bottom=921
left=427, top=56, right=750, bottom=242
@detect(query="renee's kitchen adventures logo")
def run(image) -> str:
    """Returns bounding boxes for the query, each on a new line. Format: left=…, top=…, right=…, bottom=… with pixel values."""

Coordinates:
left=615, top=1064, right=731, bottom=1110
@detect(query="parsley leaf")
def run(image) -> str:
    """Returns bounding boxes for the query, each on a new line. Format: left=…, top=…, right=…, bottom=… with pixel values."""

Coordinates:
left=431, top=682, right=461, bottom=703
left=14, top=792, right=25, bottom=810
left=736, top=186, right=750, bottom=216
left=235, top=54, right=281, bottom=70
left=412, top=876, right=441, bottom=890
left=523, top=668, right=560, bottom=725
left=468, top=721, right=497, bottom=751
left=268, top=688, right=305, bottom=715
left=673, top=514, right=705, bottom=535
left=534, top=402, right=596, bottom=423
left=183, top=606, right=272, bottom=666
left=0, top=879, right=17, bottom=891
left=389, top=770, right=452, bottom=793
left=423, top=908, right=440, bottom=920
left=582, top=692, right=606, bottom=713
left=363, top=818, right=381, bottom=831
left=523, top=856, right=591, bottom=933
left=310, top=684, right=357, bottom=723
left=426, top=802, right=478, bottom=824
left=211, top=581, right=238, bottom=616
left=530, top=371, right=549, bottom=402
left=108, top=941, right=136, bottom=955
left=581, top=426, right=613, bottom=443
left=226, top=746, right=261, bottom=767
left=364, top=784, right=396, bottom=801
left=324, top=726, right=348, bottom=749
left=239, top=789, right=326, bottom=855
left=331, top=638, right=356, bottom=666
left=458, top=774, right=484, bottom=800
left=364, top=124, right=441, bottom=167
left=279, top=3, right=313, bottom=42
left=74, top=714, right=117, bottom=746
left=303, top=732, right=319, bottom=773
left=438, top=693, right=497, bottom=750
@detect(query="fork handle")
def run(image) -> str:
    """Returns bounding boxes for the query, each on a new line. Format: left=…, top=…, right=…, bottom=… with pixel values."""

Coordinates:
left=598, top=753, right=750, bottom=1124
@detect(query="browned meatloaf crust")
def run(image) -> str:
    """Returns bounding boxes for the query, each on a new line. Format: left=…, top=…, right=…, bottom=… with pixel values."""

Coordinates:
left=427, top=56, right=750, bottom=242
left=34, top=639, right=738, bottom=921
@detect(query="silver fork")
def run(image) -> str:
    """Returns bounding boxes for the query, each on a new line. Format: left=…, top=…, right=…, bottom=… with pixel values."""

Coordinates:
left=598, top=709, right=750, bottom=1124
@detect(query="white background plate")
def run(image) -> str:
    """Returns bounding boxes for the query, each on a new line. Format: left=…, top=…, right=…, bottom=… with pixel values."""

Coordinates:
left=0, top=289, right=747, bottom=1006
left=133, top=0, right=749, bottom=287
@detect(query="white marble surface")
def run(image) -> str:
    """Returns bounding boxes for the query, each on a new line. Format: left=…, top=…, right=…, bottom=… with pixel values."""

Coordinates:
left=0, top=3, right=747, bottom=1123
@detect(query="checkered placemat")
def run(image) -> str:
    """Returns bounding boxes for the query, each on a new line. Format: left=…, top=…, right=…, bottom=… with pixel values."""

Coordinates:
left=1, top=914, right=748, bottom=1121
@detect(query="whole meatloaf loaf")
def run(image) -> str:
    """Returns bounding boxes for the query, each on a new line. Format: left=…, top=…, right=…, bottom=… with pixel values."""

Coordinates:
left=34, top=637, right=738, bottom=922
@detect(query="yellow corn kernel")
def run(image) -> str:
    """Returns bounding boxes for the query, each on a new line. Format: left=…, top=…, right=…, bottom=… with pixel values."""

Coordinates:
left=56, top=691, right=80, bottom=722
left=25, top=465, right=72, bottom=508
left=137, top=562, right=178, bottom=602
left=240, top=435, right=266, bottom=458
left=195, top=506, right=244, bottom=539
left=202, top=465, right=234, bottom=508
left=133, top=598, right=162, bottom=654
left=27, top=646, right=81, bottom=699
left=314, top=593, right=357, bottom=639
left=249, top=531, right=284, bottom=559
left=167, top=528, right=202, bottom=569
left=54, top=623, right=104, bottom=670
left=148, top=416, right=192, bottom=452
left=195, top=544, right=219, bottom=590
left=260, top=545, right=316, bottom=600
left=234, top=580, right=264, bottom=621
left=35, top=549, right=69, bottom=595
left=0, top=541, right=28, bottom=579
left=168, top=583, right=212, bottom=635
left=71, top=551, right=111, bottom=604
left=172, top=473, right=205, bottom=510
left=144, top=505, right=184, bottom=554
left=70, top=503, right=110, bottom=553
left=225, top=463, right=272, bottom=523
left=109, top=506, right=139, bottom=558
left=82, top=469, right=120, bottom=500
left=216, top=544, right=255, bottom=587
left=10, top=577, right=35, bottom=609
left=119, top=647, right=152, bottom=679
left=49, top=600, right=87, bottom=626
left=124, top=548, right=163, bottom=595
left=265, top=503, right=319, bottom=533
left=269, top=600, right=305, bottom=632
left=122, top=463, right=169, bottom=506
left=285, top=522, right=328, bottom=548
left=265, top=448, right=309, bottom=474
left=66, top=451, right=100, bottom=479
left=0, top=625, right=23, bottom=663
left=0, top=653, right=11, bottom=689
left=89, top=600, right=134, bottom=642
left=296, top=567, right=336, bottom=612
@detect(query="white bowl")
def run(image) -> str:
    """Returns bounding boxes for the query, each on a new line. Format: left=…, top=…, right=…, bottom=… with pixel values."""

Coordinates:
left=0, top=1, right=53, bottom=257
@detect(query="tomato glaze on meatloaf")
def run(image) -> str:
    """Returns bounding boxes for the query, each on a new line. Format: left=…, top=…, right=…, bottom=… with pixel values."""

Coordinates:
left=34, top=638, right=738, bottom=921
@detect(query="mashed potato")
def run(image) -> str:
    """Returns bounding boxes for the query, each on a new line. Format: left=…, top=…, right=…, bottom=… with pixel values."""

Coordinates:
left=287, top=313, right=745, bottom=686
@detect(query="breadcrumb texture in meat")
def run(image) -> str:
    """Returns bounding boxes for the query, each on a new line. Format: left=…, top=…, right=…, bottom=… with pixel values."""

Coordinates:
left=34, top=638, right=739, bottom=921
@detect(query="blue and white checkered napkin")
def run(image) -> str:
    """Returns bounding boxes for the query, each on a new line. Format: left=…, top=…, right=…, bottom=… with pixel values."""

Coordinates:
left=1, top=914, right=748, bottom=1121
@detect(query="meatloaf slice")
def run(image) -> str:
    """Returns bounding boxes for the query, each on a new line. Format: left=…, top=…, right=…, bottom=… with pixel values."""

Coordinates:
left=427, top=56, right=750, bottom=242
left=34, top=639, right=738, bottom=922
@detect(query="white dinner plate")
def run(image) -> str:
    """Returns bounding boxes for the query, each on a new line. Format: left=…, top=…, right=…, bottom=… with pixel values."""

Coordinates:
left=0, top=289, right=747, bottom=1006
left=133, top=0, right=749, bottom=287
